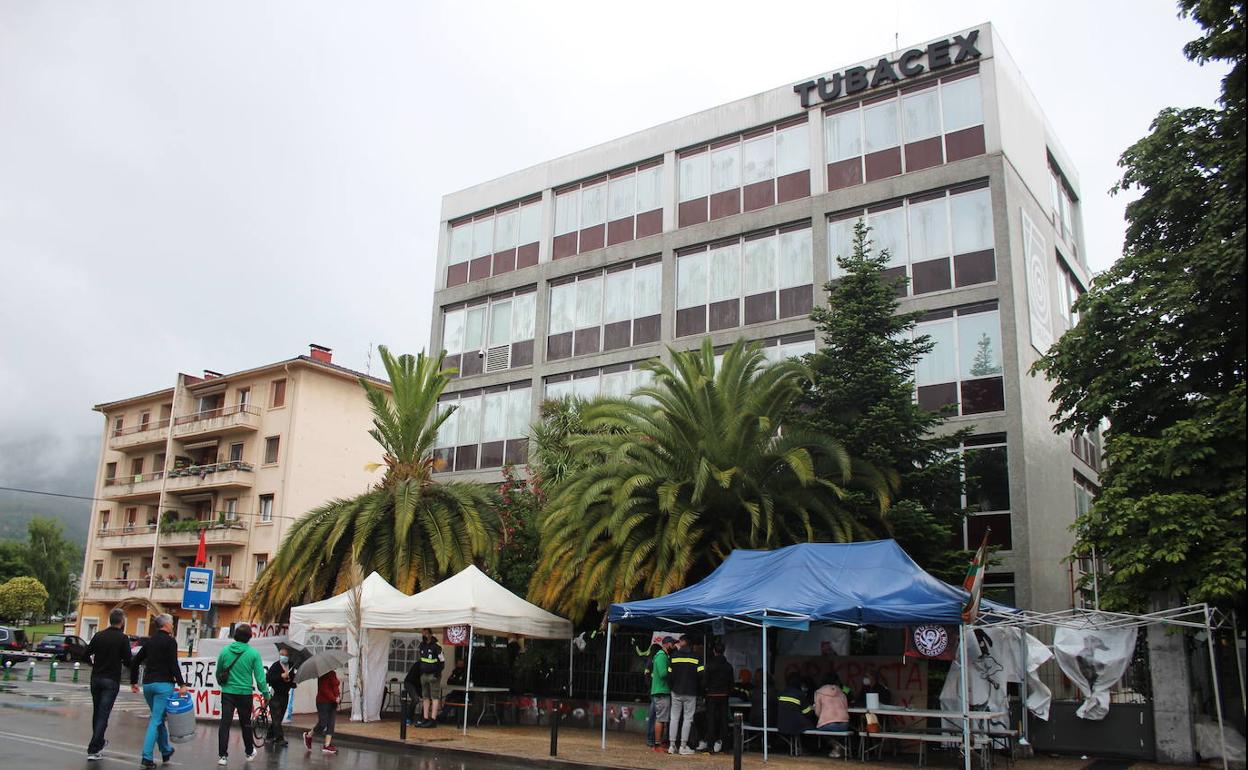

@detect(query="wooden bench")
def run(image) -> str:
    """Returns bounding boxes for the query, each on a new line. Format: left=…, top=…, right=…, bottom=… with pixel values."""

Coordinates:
left=859, top=730, right=992, bottom=767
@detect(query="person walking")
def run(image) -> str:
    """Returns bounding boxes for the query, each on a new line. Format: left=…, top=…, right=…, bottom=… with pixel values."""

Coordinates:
left=303, top=669, right=340, bottom=754
left=414, top=628, right=445, bottom=728
left=84, top=608, right=132, bottom=761
left=666, top=636, right=702, bottom=755
left=215, top=624, right=270, bottom=765
left=649, top=637, right=674, bottom=753
left=702, top=642, right=734, bottom=754
left=129, top=614, right=188, bottom=769
left=264, top=645, right=297, bottom=746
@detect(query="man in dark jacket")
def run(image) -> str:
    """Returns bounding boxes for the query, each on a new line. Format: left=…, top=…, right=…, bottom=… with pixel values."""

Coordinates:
left=129, top=614, right=187, bottom=769
left=702, top=643, right=734, bottom=753
left=85, top=608, right=132, bottom=761
left=265, top=645, right=297, bottom=746
left=666, top=636, right=702, bottom=755
left=414, top=628, right=445, bottom=728
left=776, top=672, right=814, bottom=756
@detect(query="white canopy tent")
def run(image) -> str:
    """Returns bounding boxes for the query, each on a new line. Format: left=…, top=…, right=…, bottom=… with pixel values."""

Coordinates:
left=394, top=565, right=574, bottom=734
left=288, top=572, right=411, bottom=722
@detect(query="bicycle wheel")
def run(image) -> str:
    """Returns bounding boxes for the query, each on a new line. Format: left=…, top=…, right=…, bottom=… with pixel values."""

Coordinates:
left=251, top=700, right=270, bottom=744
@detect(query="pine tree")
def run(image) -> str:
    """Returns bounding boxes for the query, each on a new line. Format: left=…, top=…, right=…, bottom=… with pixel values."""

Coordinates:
left=794, top=220, right=970, bottom=580
left=969, top=333, right=999, bottom=378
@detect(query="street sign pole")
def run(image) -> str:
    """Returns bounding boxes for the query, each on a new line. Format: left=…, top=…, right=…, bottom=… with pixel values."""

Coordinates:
left=181, top=567, right=213, bottom=656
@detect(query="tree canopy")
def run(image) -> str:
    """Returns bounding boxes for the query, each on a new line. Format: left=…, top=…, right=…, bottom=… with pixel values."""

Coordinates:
left=0, top=577, right=49, bottom=623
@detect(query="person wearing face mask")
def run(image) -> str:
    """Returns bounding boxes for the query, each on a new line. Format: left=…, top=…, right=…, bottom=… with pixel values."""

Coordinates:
left=265, top=645, right=297, bottom=747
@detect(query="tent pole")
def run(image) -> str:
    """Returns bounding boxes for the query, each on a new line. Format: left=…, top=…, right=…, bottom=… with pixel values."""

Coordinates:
left=1018, top=630, right=1029, bottom=746
left=600, top=623, right=612, bottom=750
left=568, top=637, right=574, bottom=697
left=959, top=625, right=971, bottom=770
left=762, top=622, right=769, bottom=763
left=1232, top=610, right=1246, bottom=720
left=463, top=626, right=474, bottom=735
left=1204, top=606, right=1228, bottom=770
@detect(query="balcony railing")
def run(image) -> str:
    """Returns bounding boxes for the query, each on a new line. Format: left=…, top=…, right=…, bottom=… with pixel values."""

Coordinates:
left=108, top=418, right=171, bottom=451
left=164, top=462, right=254, bottom=492
left=104, top=470, right=165, bottom=486
left=95, top=524, right=159, bottom=550
left=172, top=404, right=261, bottom=439
left=112, top=418, right=171, bottom=438
left=97, top=524, right=158, bottom=537
left=158, top=518, right=249, bottom=547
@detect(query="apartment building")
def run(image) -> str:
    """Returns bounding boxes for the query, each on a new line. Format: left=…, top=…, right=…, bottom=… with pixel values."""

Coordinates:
left=78, top=345, right=387, bottom=648
left=427, top=23, right=1101, bottom=613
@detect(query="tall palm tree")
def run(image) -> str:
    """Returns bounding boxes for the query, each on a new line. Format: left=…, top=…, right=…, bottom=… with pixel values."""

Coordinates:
left=528, top=338, right=887, bottom=622
left=247, top=347, right=497, bottom=621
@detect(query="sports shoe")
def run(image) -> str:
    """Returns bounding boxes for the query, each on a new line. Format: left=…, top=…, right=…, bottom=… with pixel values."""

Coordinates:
left=696, top=741, right=708, bottom=751
left=245, top=748, right=258, bottom=761
left=713, top=740, right=723, bottom=753
left=668, top=744, right=676, bottom=754
left=161, top=748, right=175, bottom=763
left=303, top=731, right=313, bottom=750
left=141, top=760, right=157, bottom=770
left=86, top=754, right=103, bottom=762
left=679, top=745, right=695, bottom=755
left=217, top=759, right=228, bottom=767
left=652, top=745, right=667, bottom=753
left=322, top=745, right=338, bottom=755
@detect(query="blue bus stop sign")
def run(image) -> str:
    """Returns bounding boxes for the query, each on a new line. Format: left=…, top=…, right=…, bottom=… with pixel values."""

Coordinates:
left=182, top=567, right=214, bottom=611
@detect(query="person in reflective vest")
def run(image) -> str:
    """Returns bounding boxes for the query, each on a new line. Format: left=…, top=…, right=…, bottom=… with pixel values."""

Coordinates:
left=414, top=628, right=445, bottom=728
left=776, top=672, right=814, bottom=756
left=666, top=636, right=703, bottom=755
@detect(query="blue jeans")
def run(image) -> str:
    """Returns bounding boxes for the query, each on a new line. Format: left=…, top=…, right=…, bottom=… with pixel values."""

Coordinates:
left=141, top=682, right=175, bottom=761
left=88, top=678, right=120, bottom=754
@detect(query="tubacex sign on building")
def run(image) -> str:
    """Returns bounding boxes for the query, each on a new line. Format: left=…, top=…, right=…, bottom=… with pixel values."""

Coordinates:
left=426, top=23, right=1098, bottom=616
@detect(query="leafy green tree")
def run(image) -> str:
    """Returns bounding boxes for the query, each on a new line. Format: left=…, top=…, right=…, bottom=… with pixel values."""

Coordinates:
left=528, top=338, right=884, bottom=622
left=0, top=541, right=28, bottom=584
left=1032, top=0, right=1245, bottom=611
left=247, top=347, right=498, bottom=621
left=0, top=576, right=49, bottom=623
left=794, top=221, right=970, bottom=581
left=491, top=464, right=542, bottom=596
left=24, top=518, right=79, bottom=616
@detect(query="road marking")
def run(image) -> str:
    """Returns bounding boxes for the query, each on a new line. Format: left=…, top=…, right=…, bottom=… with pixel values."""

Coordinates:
left=0, top=730, right=185, bottom=765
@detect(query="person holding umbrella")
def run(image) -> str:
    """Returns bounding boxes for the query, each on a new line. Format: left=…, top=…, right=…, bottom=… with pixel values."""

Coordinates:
left=264, top=644, right=302, bottom=747
left=296, top=648, right=348, bottom=755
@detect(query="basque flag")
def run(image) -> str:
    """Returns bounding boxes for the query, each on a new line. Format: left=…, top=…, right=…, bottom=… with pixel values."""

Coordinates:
left=960, top=528, right=991, bottom=623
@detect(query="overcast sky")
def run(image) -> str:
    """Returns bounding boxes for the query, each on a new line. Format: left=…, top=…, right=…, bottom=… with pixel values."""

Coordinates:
left=0, top=0, right=1227, bottom=488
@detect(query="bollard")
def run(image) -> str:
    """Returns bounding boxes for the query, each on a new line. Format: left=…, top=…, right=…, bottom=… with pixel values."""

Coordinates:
left=49, top=661, right=58, bottom=682
left=733, top=712, right=744, bottom=770
left=549, top=700, right=560, bottom=757
left=399, top=687, right=407, bottom=741
left=73, top=662, right=80, bottom=683
left=3, top=661, right=11, bottom=681
left=27, top=660, right=35, bottom=681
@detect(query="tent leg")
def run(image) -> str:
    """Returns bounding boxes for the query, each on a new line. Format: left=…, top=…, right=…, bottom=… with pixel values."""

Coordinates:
left=1232, top=610, right=1246, bottom=722
left=762, top=623, right=769, bottom=763
left=959, top=625, right=971, bottom=770
left=463, top=626, right=474, bottom=736
left=568, top=637, right=574, bottom=697
left=600, top=623, right=612, bottom=750
left=1204, top=607, right=1228, bottom=770
left=1018, top=630, right=1029, bottom=746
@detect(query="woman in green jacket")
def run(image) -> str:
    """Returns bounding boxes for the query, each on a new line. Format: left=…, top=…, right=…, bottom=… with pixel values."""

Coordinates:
left=215, top=625, right=270, bottom=765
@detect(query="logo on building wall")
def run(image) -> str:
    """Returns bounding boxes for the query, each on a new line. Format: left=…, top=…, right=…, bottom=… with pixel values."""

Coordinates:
left=1021, top=209, right=1053, bottom=353
left=793, top=30, right=982, bottom=108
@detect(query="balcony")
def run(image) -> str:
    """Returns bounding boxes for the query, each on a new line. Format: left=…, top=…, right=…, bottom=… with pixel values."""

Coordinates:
left=172, top=404, right=261, bottom=440
left=95, top=525, right=158, bottom=551
left=109, top=419, right=170, bottom=452
left=151, top=576, right=244, bottom=606
left=158, top=518, right=249, bottom=548
left=164, top=462, right=254, bottom=493
left=83, top=577, right=152, bottom=602
left=102, top=471, right=164, bottom=500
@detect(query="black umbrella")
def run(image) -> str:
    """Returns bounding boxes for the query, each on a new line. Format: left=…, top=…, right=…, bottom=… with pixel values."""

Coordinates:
left=276, top=640, right=313, bottom=668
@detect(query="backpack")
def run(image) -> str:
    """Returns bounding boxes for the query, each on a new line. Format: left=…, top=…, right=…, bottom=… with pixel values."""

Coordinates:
left=218, top=650, right=245, bottom=685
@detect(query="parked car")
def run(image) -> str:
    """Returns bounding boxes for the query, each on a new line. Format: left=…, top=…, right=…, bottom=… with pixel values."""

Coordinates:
left=0, top=626, right=30, bottom=664
left=35, top=633, right=88, bottom=662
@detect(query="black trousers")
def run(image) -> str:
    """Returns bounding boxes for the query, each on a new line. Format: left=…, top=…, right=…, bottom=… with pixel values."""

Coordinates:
left=88, top=678, right=120, bottom=754
left=266, top=690, right=290, bottom=742
left=218, top=692, right=255, bottom=757
left=705, top=695, right=729, bottom=746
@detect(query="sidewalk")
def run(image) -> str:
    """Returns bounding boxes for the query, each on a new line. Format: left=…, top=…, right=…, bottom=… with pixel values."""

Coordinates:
left=289, top=715, right=1142, bottom=770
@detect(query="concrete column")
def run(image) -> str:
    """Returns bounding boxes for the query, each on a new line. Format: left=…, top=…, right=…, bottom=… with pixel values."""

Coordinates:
left=1148, top=623, right=1196, bottom=763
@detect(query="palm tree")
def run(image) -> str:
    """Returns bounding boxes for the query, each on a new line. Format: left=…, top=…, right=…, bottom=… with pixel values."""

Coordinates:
left=527, top=338, right=887, bottom=622
left=247, top=347, right=497, bottom=621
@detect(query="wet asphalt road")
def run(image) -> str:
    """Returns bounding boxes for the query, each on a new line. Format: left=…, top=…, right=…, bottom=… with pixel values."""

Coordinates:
left=0, top=678, right=533, bottom=770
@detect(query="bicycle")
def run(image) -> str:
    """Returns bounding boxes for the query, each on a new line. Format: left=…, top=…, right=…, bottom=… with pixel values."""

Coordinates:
left=251, top=697, right=271, bottom=746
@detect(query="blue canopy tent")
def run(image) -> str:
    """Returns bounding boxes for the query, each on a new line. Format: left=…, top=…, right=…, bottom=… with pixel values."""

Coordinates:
left=600, top=541, right=1018, bottom=763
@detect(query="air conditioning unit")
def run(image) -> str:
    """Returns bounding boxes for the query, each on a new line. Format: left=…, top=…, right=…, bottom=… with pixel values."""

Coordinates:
left=485, top=345, right=510, bottom=372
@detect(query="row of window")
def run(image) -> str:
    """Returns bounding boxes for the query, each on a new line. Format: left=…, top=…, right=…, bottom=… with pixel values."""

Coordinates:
left=103, top=436, right=281, bottom=484
left=91, top=551, right=269, bottom=584
left=441, top=288, right=537, bottom=377
left=828, top=182, right=995, bottom=295
left=445, top=67, right=988, bottom=290
left=548, top=258, right=662, bottom=361
left=824, top=71, right=984, bottom=190
left=914, top=301, right=1005, bottom=416
left=554, top=161, right=663, bottom=259
left=433, top=382, right=532, bottom=472
left=96, top=494, right=276, bottom=533
left=107, top=380, right=287, bottom=440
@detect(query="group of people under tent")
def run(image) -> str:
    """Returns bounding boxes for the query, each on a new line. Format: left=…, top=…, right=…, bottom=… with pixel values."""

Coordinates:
left=398, top=628, right=525, bottom=728
left=639, top=633, right=893, bottom=758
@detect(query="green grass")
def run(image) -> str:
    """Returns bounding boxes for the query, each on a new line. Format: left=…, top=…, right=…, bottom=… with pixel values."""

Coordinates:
left=20, top=623, right=61, bottom=643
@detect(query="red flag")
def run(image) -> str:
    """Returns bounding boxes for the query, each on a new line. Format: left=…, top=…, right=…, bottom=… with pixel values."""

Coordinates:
left=194, top=527, right=207, bottom=568
left=961, top=528, right=991, bottom=623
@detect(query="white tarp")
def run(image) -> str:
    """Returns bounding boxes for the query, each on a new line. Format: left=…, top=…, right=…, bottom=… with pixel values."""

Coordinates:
left=941, top=627, right=1053, bottom=732
left=288, top=572, right=412, bottom=629
left=1053, top=619, right=1137, bottom=720
left=394, top=565, right=573, bottom=639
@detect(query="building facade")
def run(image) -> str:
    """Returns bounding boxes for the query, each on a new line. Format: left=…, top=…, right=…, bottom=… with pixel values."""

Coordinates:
left=78, top=345, right=387, bottom=647
left=427, top=24, right=1100, bottom=613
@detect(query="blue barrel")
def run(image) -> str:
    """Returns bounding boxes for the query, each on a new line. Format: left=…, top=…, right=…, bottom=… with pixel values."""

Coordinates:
left=165, top=693, right=197, bottom=743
